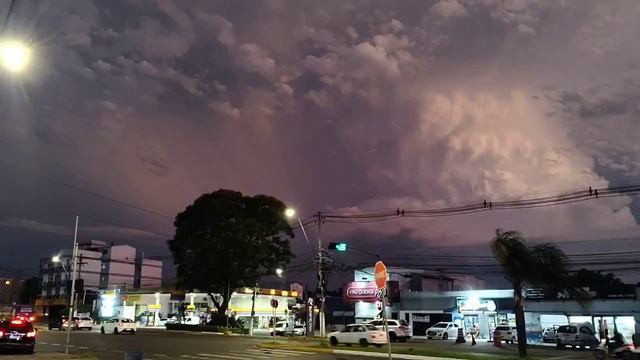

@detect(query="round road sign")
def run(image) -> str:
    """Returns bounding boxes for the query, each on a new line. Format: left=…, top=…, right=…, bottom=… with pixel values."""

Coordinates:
left=270, top=299, right=279, bottom=308
left=374, top=261, right=388, bottom=289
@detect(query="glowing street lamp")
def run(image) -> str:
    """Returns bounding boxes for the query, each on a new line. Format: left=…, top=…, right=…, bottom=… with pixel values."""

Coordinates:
left=0, top=40, right=31, bottom=73
left=52, top=255, right=69, bottom=274
left=284, top=208, right=296, bottom=218
left=275, top=268, right=283, bottom=277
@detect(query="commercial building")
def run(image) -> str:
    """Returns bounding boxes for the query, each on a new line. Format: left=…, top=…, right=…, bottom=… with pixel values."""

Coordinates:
left=36, top=240, right=162, bottom=315
left=346, top=267, right=486, bottom=322
left=349, top=267, right=640, bottom=342
left=97, top=286, right=300, bottom=329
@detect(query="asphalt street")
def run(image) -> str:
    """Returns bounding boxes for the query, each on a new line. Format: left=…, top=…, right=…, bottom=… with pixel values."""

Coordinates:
left=32, top=329, right=375, bottom=360
left=25, top=329, right=597, bottom=360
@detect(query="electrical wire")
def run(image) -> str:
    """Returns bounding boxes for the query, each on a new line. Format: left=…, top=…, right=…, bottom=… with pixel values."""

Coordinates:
left=0, top=0, right=16, bottom=33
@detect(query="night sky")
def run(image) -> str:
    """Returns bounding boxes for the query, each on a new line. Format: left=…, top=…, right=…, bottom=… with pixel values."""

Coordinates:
left=1, top=0, right=639, bottom=287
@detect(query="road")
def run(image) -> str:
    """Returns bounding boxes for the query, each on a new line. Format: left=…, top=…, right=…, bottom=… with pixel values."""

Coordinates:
left=31, top=329, right=595, bottom=360
left=33, top=329, right=372, bottom=360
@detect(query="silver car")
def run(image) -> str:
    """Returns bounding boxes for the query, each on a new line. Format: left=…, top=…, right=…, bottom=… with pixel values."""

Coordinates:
left=542, top=327, right=556, bottom=343
left=555, top=323, right=599, bottom=349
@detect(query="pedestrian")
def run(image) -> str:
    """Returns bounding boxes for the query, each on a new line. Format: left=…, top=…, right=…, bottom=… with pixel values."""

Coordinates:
left=471, top=323, right=478, bottom=346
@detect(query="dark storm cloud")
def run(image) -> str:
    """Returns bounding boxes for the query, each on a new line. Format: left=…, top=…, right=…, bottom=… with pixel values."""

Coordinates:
left=1, top=0, right=639, bottom=282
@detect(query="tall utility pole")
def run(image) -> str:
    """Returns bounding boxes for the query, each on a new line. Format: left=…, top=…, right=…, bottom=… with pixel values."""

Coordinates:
left=65, top=215, right=79, bottom=355
left=248, top=277, right=258, bottom=336
left=316, top=212, right=326, bottom=338
left=74, top=253, right=83, bottom=311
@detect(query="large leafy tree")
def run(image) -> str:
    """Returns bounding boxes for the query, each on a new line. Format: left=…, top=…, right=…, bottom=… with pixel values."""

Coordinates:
left=573, top=269, right=634, bottom=298
left=492, top=229, right=575, bottom=357
left=168, top=189, right=294, bottom=324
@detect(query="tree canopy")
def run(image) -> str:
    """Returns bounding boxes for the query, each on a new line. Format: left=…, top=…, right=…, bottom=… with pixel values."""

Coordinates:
left=573, top=269, right=634, bottom=298
left=492, top=229, right=574, bottom=357
left=168, top=189, right=294, bottom=323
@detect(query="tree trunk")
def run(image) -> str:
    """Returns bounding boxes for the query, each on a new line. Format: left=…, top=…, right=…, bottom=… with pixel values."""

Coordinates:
left=210, top=292, right=230, bottom=326
left=514, top=302, right=527, bottom=357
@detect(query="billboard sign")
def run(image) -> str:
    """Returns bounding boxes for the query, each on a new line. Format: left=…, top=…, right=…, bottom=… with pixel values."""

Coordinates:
left=343, top=282, right=378, bottom=303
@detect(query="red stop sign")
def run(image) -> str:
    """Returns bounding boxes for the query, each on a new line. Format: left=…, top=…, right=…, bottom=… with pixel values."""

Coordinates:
left=374, top=261, right=388, bottom=289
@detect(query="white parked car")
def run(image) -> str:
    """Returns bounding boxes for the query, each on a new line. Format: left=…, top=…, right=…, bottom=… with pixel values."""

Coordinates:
left=366, top=319, right=412, bottom=342
left=426, top=322, right=459, bottom=340
left=182, top=315, right=201, bottom=325
left=62, top=317, right=93, bottom=330
left=293, top=325, right=306, bottom=336
left=328, top=323, right=387, bottom=347
left=269, top=321, right=293, bottom=336
left=100, top=318, right=137, bottom=334
left=494, top=325, right=518, bottom=343
left=76, top=316, right=93, bottom=330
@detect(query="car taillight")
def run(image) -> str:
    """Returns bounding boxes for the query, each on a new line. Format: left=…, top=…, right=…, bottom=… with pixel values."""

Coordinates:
left=29, top=316, right=35, bottom=322
left=26, top=331, right=36, bottom=337
left=11, top=319, right=23, bottom=325
left=0, top=331, right=4, bottom=337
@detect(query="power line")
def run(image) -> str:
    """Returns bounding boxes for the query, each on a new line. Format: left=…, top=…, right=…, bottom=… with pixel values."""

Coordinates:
left=0, top=0, right=16, bottom=33
left=320, top=184, right=640, bottom=223
left=0, top=160, right=174, bottom=220
left=81, top=214, right=173, bottom=238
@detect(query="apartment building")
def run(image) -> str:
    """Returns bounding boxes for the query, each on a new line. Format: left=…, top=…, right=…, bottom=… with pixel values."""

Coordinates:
left=37, top=240, right=162, bottom=313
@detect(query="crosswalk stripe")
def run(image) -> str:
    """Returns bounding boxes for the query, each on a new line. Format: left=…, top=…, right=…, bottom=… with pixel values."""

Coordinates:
left=197, top=354, right=240, bottom=359
left=229, top=351, right=274, bottom=360
left=248, top=349, right=315, bottom=355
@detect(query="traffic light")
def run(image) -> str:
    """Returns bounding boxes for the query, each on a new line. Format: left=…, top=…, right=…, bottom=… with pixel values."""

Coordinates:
left=328, top=242, right=347, bottom=252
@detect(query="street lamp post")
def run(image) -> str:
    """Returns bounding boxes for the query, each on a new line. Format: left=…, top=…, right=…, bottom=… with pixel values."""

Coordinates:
left=285, top=208, right=324, bottom=338
left=248, top=268, right=284, bottom=337
left=57, top=215, right=79, bottom=355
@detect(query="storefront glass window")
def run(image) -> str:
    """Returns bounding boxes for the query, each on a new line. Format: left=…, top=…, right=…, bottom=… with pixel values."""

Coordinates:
left=614, top=316, right=635, bottom=341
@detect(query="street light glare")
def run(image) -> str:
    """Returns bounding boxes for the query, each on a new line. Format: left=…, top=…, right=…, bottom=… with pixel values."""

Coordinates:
left=52, top=255, right=61, bottom=263
left=275, top=268, right=283, bottom=277
left=0, top=40, right=31, bottom=73
left=4, top=280, right=10, bottom=285
left=284, top=208, right=296, bottom=218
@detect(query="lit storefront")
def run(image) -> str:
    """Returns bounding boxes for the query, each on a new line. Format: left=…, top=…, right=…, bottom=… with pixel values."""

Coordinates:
left=523, top=287, right=640, bottom=342
left=97, top=288, right=299, bottom=329
left=398, top=289, right=512, bottom=339
left=228, top=289, right=297, bottom=330
left=352, top=285, right=639, bottom=342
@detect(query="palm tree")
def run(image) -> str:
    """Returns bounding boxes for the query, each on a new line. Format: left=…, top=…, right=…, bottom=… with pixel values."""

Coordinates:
left=492, top=229, right=575, bottom=358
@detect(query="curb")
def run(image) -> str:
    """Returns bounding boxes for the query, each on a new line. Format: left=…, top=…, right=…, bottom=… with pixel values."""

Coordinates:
left=257, top=343, right=334, bottom=354
left=258, top=343, right=464, bottom=359
left=333, top=350, right=461, bottom=360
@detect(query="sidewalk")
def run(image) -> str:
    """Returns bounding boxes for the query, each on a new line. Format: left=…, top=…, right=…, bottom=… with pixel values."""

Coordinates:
left=0, top=353, right=95, bottom=359
left=257, top=339, right=592, bottom=360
